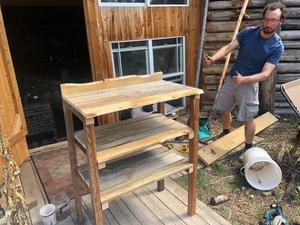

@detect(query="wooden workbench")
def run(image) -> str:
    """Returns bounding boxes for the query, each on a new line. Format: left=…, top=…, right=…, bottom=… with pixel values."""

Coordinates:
left=61, top=72, right=203, bottom=225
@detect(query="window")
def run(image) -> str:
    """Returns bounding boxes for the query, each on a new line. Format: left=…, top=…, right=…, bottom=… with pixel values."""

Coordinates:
left=99, top=0, right=188, bottom=7
left=150, top=0, right=188, bottom=5
left=111, top=36, right=185, bottom=107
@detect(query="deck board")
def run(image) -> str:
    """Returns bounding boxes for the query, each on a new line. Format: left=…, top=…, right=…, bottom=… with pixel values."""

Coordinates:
left=5, top=144, right=232, bottom=225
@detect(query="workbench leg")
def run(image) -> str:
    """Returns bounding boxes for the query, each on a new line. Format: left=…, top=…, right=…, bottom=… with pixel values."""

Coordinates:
left=85, top=120, right=103, bottom=225
left=63, top=104, right=84, bottom=223
left=157, top=102, right=165, bottom=192
left=188, top=95, right=200, bottom=216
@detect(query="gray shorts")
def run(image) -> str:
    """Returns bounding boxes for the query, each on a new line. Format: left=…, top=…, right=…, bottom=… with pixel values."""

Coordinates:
left=215, top=76, right=259, bottom=121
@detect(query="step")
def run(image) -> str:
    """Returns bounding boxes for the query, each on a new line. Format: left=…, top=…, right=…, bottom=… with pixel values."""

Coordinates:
left=74, top=113, right=192, bottom=163
left=77, top=145, right=193, bottom=204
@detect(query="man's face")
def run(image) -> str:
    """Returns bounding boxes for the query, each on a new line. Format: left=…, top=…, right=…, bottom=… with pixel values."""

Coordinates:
left=262, top=8, right=283, bottom=34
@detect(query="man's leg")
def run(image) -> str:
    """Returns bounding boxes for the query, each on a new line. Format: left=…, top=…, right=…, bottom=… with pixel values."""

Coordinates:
left=244, top=119, right=255, bottom=150
left=221, top=111, right=232, bottom=133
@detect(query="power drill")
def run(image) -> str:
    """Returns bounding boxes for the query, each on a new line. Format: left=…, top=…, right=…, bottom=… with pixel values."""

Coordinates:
left=259, top=204, right=288, bottom=225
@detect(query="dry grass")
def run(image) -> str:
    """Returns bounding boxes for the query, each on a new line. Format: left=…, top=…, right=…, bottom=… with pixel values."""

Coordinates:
left=176, top=115, right=300, bottom=225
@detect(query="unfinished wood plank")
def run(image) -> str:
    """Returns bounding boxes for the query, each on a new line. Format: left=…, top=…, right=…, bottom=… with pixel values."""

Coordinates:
left=120, top=192, right=163, bottom=225
left=19, top=160, right=47, bottom=225
left=165, top=178, right=231, bottom=225
left=104, top=210, right=119, bottom=225
left=134, top=187, right=186, bottom=225
left=63, top=80, right=203, bottom=118
left=108, top=199, right=141, bottom=225
left=146, top=182, right=209, bottom=225
left=61, top=72, right=163, bottom=96
left=30, top=141, right=68, bottom=156
left=188, top=95, right=200, bottom=216
left=281, top=79, right=300, bottom=116
left=63, top=103, right=84, bottom=223
left=75, top=114, right=192, bottom=163
left=84, top=121, right=103, bottom=225
left=78, top=146, right=192, bottom=203
left=198, top=112, right=278, bottom=166
left=81, top=195, right=110, bottom=225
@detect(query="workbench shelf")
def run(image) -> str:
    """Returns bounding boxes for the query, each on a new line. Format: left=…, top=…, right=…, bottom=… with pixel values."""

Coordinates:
left=61, top=72, right=203, bottom=225
left=74, top=113, right=192, bottom=164
left=77, top=145, right=193, bottom=204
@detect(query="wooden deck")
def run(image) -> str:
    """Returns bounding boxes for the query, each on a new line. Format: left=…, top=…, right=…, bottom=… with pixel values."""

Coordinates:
left=0, top=145, right=231, bottom=225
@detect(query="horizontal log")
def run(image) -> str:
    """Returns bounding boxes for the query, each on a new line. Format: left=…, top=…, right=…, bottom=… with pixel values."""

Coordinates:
left=207, top=9, right=263, bottom=21
left=201, top=104, right=213, bottom=112
left=203, top=91, right=217, bottom=101
left=276, top=73, right=300, bottom=83
left=278, top=63, right=300, bottom=73
left=204, top=50, right=237, bottom=62
left=202, top=63, right=233, bottom=74
left=283, top=41, right=300, bottom=49
left=206, top=84, right=218, bottom=91
left=207, top=7, right=300, bottom=22
left=282, top=20, right=300, bottom=30
left=275, top=91, right=286, bottom=102
left=280, top=30, right=300, bottom=40
left=281, top=49, right=300, bottom=61
left=204, top=42, right=228, bottom=50
left=274, top=108, right=297, bottom=115
left=205, top=32, right=232, bottom=42
left=286, top=7, right=300, bottom=18
left=206, top=20, right=260, bottom=33
left=275, top=102, right=292, bottom=108
left=209, top=0, right=300, bottom=10
left=204, top=75, right=221, bottom=84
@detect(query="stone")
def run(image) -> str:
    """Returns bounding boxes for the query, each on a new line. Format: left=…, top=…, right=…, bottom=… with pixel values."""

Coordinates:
left=262, top=191, right=272, bottom=197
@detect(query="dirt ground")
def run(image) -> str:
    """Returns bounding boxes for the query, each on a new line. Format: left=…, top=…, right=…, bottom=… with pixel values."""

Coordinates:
left=176, top=114, right=300, bottom=225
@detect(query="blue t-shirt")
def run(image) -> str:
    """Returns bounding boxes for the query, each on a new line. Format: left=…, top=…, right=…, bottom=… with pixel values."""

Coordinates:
left=230, top=26, right=284, bottom=76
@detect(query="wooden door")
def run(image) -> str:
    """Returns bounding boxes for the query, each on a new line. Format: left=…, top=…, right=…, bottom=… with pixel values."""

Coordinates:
left=0, top=7, right=29, bottom=179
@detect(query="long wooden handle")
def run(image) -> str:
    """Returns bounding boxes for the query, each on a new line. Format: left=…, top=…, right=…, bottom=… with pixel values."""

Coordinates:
left=217, top=0, right=251, bottom=92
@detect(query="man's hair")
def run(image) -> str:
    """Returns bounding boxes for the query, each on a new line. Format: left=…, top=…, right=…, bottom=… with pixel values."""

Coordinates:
left=263, top=1, right=287, bottom=20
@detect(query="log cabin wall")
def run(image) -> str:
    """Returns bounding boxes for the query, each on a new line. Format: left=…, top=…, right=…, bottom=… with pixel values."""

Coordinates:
left=84, top=0, right=203, bottom=87
left=201, top=0, right=300, bottom=115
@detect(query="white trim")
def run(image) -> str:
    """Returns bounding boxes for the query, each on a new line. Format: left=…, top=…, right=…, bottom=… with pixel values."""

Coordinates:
left=112, top=46, right=148, bottom=53
left=148, top=40, right=155, bottom=73
left=162, top=72, right=184, bottom=79
left=99, top=1, right=146, bottom=7
left=99, top=0, right=189, bottom=7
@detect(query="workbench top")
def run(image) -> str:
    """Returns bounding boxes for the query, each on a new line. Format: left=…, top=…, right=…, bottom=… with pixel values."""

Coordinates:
left=62, top=79, right=203, bottom=119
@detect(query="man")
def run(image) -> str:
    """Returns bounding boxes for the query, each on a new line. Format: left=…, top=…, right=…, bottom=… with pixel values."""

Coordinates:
left=204, top=2, right=287, bottom=153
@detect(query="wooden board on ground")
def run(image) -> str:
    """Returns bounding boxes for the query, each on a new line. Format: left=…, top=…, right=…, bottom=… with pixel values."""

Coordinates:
left=198, top=112, right=278, bottom=166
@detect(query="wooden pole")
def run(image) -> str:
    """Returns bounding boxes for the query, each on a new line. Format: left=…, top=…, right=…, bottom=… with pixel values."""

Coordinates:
left=217, top=0, right=251, bottom=92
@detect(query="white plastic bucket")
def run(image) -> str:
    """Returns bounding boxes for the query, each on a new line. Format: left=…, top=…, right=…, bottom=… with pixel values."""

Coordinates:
left=242, top=147, right=282, bottom=191
left=39, top=204, right=57, bottom=225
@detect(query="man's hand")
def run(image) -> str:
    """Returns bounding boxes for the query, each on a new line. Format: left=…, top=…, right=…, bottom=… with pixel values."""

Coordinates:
left=203, top=55, right=215, bottom=67
left=232, top=71, right=245, bottom=85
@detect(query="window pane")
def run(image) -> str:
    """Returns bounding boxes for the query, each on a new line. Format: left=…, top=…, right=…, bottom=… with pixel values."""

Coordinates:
left=150, top=0, right=187, bottom=4
left=154, top=48, right=180, bottom=74
left=152, top=38, right=176, bottom=46
left=113, top=53, right=121, bottom=76
left=112, top=43, right=118, bottom=49
left=120, top=41, right=147, bottom=48
left=121, top=50, right=148, bottom=75
left=102, top=0, right=144, bottom=2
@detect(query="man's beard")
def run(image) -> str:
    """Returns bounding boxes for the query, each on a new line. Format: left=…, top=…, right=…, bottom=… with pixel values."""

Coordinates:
left=262, top=26, right=275, bottom=34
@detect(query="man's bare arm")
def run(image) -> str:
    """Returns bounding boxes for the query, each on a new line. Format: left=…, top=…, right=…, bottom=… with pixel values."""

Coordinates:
left=204, top=39, right=240, bottom=66
left=233, top=62, right=277, bottom=84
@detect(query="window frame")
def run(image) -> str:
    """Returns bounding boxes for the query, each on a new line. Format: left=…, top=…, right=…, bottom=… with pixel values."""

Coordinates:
left=110, top=36, right=186, bottom=106
left=99, top=0, right=189, bottom=7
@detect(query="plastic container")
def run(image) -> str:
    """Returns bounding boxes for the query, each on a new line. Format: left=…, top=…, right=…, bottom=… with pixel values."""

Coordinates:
left=39, top=204, right=57, bottom=225
left=52, top=192, right=71, bottom=220
left=241, top=147, right=282, bottom=191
